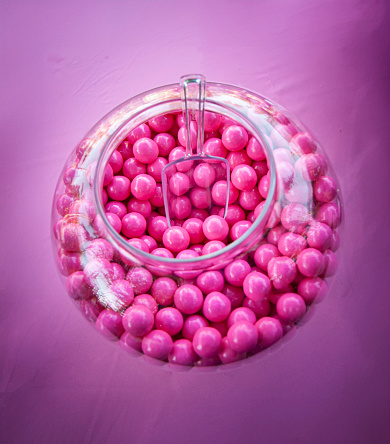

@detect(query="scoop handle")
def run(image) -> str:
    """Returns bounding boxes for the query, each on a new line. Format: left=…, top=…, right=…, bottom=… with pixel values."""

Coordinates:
left=180, top=74, right=206, bottom=157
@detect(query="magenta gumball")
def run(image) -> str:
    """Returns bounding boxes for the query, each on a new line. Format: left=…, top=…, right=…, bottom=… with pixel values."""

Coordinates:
left=218, top=205, right=246, bottom=227
left=174, top=284, right=203, bottom=315
left=148, top=114, right=173, bottom=132
left=133, top=294, right=158, bottom=316
left=290, top=132, right=317, bottom=155
left=151, top=277, right=177, bottom=306
left=131, top=174, right=156, bottom=201
left=224, top=260, right=251, bottom=287
left=126, top=267, right=153, bottom=295
left=193, top=327, right=222, bottom=358
left=168, top=339, right=197, bottom=366
left=106, top=176, right=131, bottom=201
left=120, top=332, right=143, bottom=353
left=242, top=297, right=271, bottom=319
left=105, top=201, right=127, bottom=219
left=281, top=203, right=311, bottom=234
left=222, top=125, right=248, bottom=151
left=85, top=238, right=114, bottom=262
left=307, top=221, right=332, bottom=251
left=163, top=226, right=190, bottom=253
left=254, top=244, right=280, bottom=271
left=155, top=308, right=184, bottom=336
left=142, top=330, right=173, bottom=360
left=96, top=309, right=124, bottom=341
left=255, top=317, right=284, bottom=348
left=122, top=305, right=154, bottom=337
left=154, top=133, right=176, bottom=157
left=276, top=293, right=306, bottom=323
left=203, top=137, right=227, bottom=159
left=196, top=271, right=225, bottom=294
left=121, top=212, right=147, bottom=238
left=203, top=291, right=232, bottom=322
left=227, top=321, right=258, bottom=354
left=314, top=176, right=338, bottom=203
left=321, top=249, right=338, bottom=277
left=203, top=215, right=229, bottom=241
left=316, top=202, right=341, bottom=229
left=123, top=157, right=146, bottom=180
left=193, top=163, right=216, bottom=188
left=218, top=337, right=246, bottom=364
left=230, top=220, right=252, bottom=241
left=296, top=248, right=325, bottom=277
left=298, top=277, right=328, bottom=304
left=277, top=233, right=307, bottom=258
left=106, top=279, right=134, bottom=310
left=109, top=150, right=124, bottom=174
left=128, top=124, right=151, bottom=145
left=243, top=271, right=271, bottom=303
left=182, top=315, right=209, bottom=341
left=232, top=165, right=257, bottom=191
left=221, top=284, right=246, bottom=310
left=212, top=180, right=239, bottom=206
left=268, top=256, right=297, bottom=290
left=227, top=307, right=256, bottom=328
left=148, top=215, right=169, bottom=242
left=133, top=137, right=159, bottom=164
left=66, top=271, right=93, bottom=300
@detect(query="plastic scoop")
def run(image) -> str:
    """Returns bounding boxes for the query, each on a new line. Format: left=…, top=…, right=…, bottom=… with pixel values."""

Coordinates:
left=161, top=74, right=231, bottom=227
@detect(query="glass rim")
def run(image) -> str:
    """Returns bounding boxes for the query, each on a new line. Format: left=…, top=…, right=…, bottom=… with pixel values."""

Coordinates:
left=94, top=81, right=277, bottom=266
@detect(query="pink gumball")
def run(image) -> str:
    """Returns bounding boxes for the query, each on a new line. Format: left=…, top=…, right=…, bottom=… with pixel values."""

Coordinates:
left=316, top=202, right=341, bottom=229
left=296, top=248, right=325, bottom=277
left=128, top=124, right=151, bottom=145
left=123, top=158, right=146, bottom=180
left=232, top=165, right=257, bottom=191
left=254, top=244, right=280, bottom=271
left=268, top=256, right=297, bottom=290
left=255, top=317, right=283, bottom=348
left=142, top=330, right=173, bottom=361
left=193, top=163, right=216, bottom=188
left=314, top=176, right=338, bottom=203
left=162, top=226, right=190, bottom=253
left=148, top=114, right=174, bottom=132
left=227, top=307, right=256, bottom=328
left=133, top=294, right=158, bottom=316
left=218, top=337, right=246, bottom=364
left=298, top=277, right=328, bottom=304
left=133, top=138, right=159, bottom=164
left=193, top=327, right=222, bottom=358
left=203, top=215, right=229, bottom=241
left=222, top=125, right=249, bottom=151
left=96, top=309, right=124, bottom=341
left=168, top=339, right=197, bottom=366
left=106, top=176, right=131, bottom=201
left=151, top=277, right=177, bottom=306
left=277, top=233, right=307, bottom=258
left=182, top=315, right=209, bottom=341
left=174, top=284, right=204, bottom=315
left=155, top=307, right=184, bottom=336
left=126, top=267, right=153, bottom=295
left=243, top=271, right=271, bottom=303
left=276, top=293, right=306, bottom=323
left=224, top=260, right=251, bottom=287
left=227, top=321, right=258, bottom=353
left=203, top=292, right=232, bottom=322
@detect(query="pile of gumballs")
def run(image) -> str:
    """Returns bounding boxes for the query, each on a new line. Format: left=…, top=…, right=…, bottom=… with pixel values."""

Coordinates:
left=53, top=109, right=341, bottom=367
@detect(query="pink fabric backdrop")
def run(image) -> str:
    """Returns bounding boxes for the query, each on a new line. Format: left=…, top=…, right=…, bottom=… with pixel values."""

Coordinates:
left=1, top=1, right=390, bottom=443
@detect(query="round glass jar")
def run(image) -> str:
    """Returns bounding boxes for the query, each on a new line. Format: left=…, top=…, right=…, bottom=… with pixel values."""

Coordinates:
left=51, top=79, right=342, bottom=367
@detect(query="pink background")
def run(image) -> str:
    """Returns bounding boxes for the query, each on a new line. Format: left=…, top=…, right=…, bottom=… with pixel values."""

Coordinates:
left=1, top=1, right=390, bottom=443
